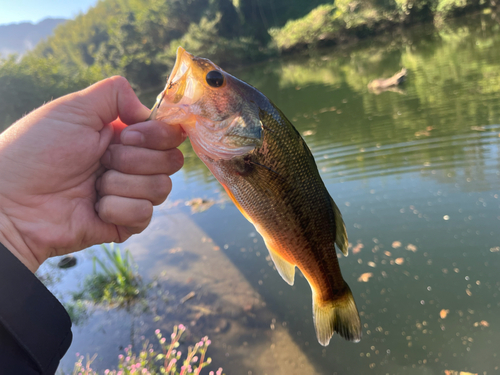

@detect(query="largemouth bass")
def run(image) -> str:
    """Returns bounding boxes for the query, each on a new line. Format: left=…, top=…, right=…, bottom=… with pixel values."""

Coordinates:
left=150, top=47, right=362, bottom=346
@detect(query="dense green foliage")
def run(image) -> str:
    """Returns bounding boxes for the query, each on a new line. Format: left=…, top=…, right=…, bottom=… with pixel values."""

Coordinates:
left=270, top=0, right=494, bottom=51
left=0, top=54, right=103, bottom=129
left=0, top=0, right=498, bottom=129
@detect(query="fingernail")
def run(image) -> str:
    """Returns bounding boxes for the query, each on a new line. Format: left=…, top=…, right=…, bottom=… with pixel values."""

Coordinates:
left=122, top=130, right=144, bottom=145
left=101, top=150, right=111, bottom=166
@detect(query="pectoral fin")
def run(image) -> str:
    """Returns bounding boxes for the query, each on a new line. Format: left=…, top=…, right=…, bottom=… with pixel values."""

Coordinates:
left=331, top=197, right=348, bottom=256
left=268, top=248, right=296, bottom=285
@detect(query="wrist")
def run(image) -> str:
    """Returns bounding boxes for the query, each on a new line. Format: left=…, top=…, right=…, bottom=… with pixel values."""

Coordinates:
left=0, top=211, right=40, bottom=273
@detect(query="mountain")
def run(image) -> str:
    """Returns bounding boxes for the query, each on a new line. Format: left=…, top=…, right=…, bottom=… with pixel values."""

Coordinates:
left=0, top=18, right=67, bottom=57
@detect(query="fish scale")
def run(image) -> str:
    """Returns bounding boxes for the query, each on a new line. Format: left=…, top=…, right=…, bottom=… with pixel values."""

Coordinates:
left=151, top=46, right=362, bottom=346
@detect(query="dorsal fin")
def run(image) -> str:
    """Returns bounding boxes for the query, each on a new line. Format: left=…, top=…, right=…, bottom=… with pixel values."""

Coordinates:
left=330, top=197, right=349, bottom=256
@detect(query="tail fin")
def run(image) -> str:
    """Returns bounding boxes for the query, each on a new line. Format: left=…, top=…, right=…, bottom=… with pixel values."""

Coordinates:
left=313, top=284, right=362, bottom=346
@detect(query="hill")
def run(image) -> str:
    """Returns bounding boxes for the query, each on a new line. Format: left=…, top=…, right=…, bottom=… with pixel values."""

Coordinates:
left=0, top=18, right=67, bottom=57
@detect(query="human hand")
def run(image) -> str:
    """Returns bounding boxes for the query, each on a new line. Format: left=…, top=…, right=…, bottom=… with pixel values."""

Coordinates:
left=0, top=76, right=184, bottom=272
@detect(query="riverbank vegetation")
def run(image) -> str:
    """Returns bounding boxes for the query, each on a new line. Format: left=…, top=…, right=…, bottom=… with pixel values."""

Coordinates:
left=72, top=325, right=223, bottom=374
left=1, top=0, right=498, bottom=129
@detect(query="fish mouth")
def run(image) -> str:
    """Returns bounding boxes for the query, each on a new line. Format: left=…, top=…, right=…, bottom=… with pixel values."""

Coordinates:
left=149, top=47, right=201, bottom=122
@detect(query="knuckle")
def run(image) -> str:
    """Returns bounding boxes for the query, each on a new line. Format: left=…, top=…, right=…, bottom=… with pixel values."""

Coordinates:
left=110, top=75, right=130, bottom=90
left=152, top=175, right=172, bottom=204
left=99, top=170, right=117, bottom=194
left=137, top=200, right=154, bottom=222
left=167, top=149, right=184, bottom=172
left=98, top=196, right=114, bottom=223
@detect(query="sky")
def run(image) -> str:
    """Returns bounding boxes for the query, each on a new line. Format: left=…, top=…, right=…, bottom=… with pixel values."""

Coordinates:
left=0, top=0, right=98, bottom=25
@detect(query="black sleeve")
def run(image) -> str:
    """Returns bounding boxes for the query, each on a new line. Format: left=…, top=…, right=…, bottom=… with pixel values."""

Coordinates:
left=0, top=243, right=72, bottom=374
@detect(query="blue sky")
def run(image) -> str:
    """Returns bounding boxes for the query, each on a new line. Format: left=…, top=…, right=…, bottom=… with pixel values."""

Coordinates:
left=0, top=0, right=98, bottom=25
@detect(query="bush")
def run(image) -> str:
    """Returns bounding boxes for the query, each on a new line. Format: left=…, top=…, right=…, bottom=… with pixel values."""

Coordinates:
left=0, top=54, right=103, bottom=130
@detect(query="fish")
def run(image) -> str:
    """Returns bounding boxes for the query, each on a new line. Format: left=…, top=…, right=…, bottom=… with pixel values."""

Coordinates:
left=149, top=47, right=362, bottom=346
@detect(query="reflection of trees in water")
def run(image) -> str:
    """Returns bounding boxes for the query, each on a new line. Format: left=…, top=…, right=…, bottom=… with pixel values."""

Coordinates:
left=229, top=13, right=500, bottom=190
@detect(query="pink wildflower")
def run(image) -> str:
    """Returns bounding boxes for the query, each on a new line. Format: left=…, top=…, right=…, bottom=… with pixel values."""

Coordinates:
left=178, top=324, right=186, bottom=330
left=160, top=337, right=166, bottom=344
left=155, top=329, right=161, bottom=335
left=192, top=356, right=198, bottom=363
left=206, top=340, right=211, bottom=346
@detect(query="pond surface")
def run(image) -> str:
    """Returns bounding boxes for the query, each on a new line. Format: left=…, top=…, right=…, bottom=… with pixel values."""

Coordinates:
left=50, top=11, right=500, bottom=375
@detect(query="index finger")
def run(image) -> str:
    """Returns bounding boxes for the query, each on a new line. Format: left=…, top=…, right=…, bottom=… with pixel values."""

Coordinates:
left=120, top=120, right=186, bottom=150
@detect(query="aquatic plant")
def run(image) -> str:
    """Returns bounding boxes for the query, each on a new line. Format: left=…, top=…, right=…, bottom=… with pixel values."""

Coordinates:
left=72, top=324, right=223, bottom=375
left=80, top=244, right=143, bottom=307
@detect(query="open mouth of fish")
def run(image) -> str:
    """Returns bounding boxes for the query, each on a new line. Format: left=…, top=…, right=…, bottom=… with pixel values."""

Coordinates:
left=148, top=47, right=202, bottom=124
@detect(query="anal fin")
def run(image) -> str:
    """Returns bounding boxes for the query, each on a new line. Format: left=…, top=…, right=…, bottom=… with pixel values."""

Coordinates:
left=331, top=197, right=349, bottom=256
left=268, top=248, right=296, bottom=286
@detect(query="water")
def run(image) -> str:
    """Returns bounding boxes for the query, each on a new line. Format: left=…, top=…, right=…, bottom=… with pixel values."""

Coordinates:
left=49, top=12, right=500, bottom=374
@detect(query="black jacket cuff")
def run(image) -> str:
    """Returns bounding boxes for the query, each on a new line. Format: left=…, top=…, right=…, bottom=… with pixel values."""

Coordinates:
left=0, top=242, right=72, bottom=374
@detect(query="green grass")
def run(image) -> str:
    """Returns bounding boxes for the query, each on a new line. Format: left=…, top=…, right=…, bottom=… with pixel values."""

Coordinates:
left=78, top=244, right=144, bottom=307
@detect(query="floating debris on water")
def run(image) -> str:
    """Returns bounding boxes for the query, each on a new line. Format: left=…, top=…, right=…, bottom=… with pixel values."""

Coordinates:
left=353, top=243, right=364, bottom=254
left=368, top=261, right=376, bottom=268
left=302, top=130, right=316, bottom=136
left=358, top=273, right=373, bottom=282
left=395, top=258, right=404, bottom=265
left=473, top=320, right=489, bottom=327
left=180, top=291, right=196, bottom=304
left=392, top=241, right=402, bottom=249
left=440, top=309, right=449, bottom=319
left=406, top=244, right=418, bottom=252
left=185, top=198, right=216, bottom=213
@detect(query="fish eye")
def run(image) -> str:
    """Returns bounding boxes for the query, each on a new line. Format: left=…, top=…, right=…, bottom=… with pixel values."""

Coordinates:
left=206, top=70, right=224, bottom=87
